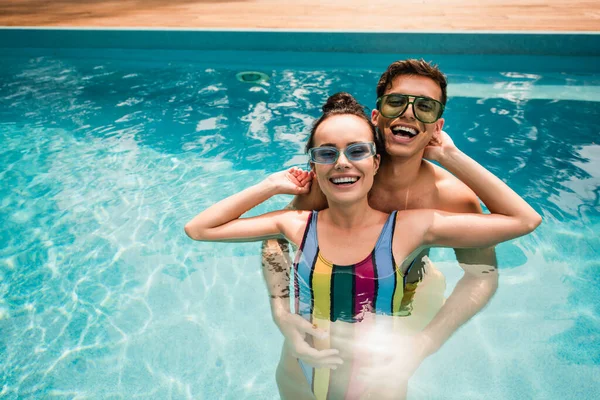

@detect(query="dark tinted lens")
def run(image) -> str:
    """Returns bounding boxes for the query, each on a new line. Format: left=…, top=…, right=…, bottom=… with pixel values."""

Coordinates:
left=414, top=97, right=442, bottom=122
left=380, top=94, right=408, bottom=118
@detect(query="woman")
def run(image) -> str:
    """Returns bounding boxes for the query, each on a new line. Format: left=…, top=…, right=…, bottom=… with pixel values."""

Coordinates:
left=185, top=93, right=541, bottom=399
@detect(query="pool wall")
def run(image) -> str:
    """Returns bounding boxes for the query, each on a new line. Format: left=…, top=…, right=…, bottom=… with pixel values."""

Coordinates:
left=1, top=28, right=599, bottom=72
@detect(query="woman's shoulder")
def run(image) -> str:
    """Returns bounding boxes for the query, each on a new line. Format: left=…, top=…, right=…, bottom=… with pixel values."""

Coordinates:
left=277, top=209, right=313, bottom=225
left=276, top=210, right=313, bottom=246
left=394, top=209, right=435, bottom=228
left=396, top=207, right=437, bottom=216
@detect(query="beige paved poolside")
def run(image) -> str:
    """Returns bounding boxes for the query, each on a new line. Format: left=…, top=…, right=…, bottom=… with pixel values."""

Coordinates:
left=1, top=0, right=599, bottom=31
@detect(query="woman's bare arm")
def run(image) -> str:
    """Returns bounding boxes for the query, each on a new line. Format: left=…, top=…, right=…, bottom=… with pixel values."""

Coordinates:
left=419, top=143, right=541, bottom=248
left=184, top=168, right=313, bottom=242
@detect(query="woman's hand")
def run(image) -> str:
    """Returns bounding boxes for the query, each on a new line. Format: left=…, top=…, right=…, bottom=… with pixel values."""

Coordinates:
left=266, top=167, right=314, bottom=196
left=290, top=171, right=328, bottom=211
left=423, top=130, right=458, bottom=162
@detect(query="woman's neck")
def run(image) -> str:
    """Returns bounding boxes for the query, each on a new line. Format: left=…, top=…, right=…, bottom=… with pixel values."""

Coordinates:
left=323, top=197, right=378, bottom=230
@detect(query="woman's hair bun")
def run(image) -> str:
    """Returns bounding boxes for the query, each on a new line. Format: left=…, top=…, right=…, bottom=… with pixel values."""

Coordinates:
left=322, top=92, right=364, bottom=115
left=305, top=91, right=379, bottom=155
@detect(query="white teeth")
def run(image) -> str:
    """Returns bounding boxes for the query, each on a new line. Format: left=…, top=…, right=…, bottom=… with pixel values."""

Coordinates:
left=331, top=177, right=358, bottom=184
left=391, top=126, right=417, bottom=136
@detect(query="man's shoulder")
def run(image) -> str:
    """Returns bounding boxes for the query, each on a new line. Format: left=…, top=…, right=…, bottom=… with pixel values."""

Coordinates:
left=427, top=162, right=482, bottom=213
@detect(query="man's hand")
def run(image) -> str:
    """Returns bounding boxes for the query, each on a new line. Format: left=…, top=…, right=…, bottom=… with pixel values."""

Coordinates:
left=266, top=167, right=314, bottom=195
left=423, top=130, right=458, bottom=162
left=275, top=311, right=343, bottom=369
left=357, top=331, right=435, bottom=397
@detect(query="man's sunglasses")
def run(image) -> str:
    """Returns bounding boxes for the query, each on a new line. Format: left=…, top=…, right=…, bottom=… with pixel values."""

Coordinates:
left=308, top=142, right=376, bottom=165
left=376, top=93, right=445, bottom=124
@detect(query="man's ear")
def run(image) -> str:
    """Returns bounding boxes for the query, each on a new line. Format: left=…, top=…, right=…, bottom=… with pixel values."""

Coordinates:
left=371, top=109, right=379, bottom=125
left=435, top=117, right=445, bottom=134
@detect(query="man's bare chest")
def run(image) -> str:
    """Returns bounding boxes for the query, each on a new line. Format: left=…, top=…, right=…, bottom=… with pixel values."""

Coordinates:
left=368, top=186, right=439, bottom=213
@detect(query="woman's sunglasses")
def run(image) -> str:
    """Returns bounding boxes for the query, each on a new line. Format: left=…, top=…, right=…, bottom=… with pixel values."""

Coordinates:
left=308, top=142, right=376, bottom=165
left=376, top=93, right=444, bottom=124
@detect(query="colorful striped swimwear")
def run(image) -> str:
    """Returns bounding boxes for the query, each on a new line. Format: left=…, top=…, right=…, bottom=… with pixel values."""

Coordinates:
left=292, top=210, right=418, bottom=399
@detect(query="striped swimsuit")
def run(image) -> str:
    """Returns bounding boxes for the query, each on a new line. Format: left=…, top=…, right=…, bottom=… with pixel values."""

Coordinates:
left=292, top=211, right=417, bottom=399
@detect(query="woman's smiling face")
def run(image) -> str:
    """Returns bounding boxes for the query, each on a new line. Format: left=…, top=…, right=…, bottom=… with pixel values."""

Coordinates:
left=311, top=114, right=380, bottom=206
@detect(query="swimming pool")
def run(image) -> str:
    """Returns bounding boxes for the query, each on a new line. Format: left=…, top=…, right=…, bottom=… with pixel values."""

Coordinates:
left=1, top=29, right=599, bottom=399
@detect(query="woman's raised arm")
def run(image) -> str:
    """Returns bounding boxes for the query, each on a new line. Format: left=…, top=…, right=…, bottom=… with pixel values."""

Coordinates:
left=184, top=168, right=313, bottom=243
left=420, top=132, right=541, bottom=248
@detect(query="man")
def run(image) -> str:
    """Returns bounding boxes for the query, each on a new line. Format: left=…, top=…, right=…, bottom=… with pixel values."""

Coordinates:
left=262, top=59, right=498, bottom=388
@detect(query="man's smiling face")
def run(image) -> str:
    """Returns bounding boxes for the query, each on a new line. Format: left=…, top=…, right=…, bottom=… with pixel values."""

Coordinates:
left=372, top=74, right=445, bottom=159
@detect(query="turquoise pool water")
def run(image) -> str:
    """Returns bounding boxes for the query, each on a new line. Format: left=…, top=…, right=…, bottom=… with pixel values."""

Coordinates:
left=0, top=53, right=599, bottom=399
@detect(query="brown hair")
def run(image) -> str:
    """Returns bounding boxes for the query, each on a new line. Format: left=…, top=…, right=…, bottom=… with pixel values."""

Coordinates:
left=376, top=59, right=448, bottom=105
left=305, top=92, right=383, bottom=156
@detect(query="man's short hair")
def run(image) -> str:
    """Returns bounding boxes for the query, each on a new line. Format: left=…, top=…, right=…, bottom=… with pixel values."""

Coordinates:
left=376, top=59, right=448, bottom=105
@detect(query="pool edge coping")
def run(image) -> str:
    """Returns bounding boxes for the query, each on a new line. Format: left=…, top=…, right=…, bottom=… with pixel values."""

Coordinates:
left=1, top=27, right=599, bottom=57
left=2, top=26, right=600, bottom=34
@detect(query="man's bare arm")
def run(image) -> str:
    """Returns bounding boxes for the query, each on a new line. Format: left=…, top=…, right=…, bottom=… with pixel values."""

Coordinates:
left=262, top=238, right=293, bottom=319
left=418, top=178, right=499, bottom=355
left=418, top=131, right=531, bottom=354
left=261, top=179, right=328, bottom=319
left=421, top=243, right=498, bottom=355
